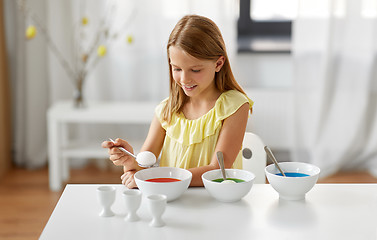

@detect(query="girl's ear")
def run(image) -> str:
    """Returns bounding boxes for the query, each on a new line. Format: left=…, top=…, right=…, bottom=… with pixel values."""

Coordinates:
left=215, top=56, right=225, bottom=72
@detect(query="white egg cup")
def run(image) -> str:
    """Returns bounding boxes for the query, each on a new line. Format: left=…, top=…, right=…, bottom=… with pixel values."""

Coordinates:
left=123, top=189, right=142, bottom=222
left=147, top=194, right=167, bottom=227
left=97, top=186, right=116, bottom=217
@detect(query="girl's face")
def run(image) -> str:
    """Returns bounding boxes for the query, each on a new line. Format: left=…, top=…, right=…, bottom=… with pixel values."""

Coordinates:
left=169, top=46, right=224, bottom=99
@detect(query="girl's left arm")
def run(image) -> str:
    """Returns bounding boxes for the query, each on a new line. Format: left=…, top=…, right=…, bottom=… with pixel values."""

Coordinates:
left=188, top=102, right=250, bottom=186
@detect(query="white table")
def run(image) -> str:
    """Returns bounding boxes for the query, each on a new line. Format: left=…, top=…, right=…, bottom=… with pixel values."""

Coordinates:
left=47, top=101, right=156, bottom=191
left=40, top=184, right=377, bottom=240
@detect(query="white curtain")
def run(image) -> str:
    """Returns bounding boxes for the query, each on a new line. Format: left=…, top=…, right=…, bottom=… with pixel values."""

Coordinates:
left=292, top=0, right=377, bottom=177
left=4, top=0, right=238, bottom=167
left=4, top=0, right=49, bottom=168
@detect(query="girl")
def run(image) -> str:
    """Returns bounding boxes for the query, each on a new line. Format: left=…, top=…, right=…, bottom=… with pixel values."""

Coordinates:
left=102, top=15, right=253, bottom=188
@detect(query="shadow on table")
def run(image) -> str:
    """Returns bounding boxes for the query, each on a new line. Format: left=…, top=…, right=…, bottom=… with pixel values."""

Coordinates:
left=267, top=198, right=318, bottom=230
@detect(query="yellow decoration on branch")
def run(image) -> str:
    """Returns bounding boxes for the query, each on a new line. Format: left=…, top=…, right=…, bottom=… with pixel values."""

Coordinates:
left=97, top=45, right=107, bottom=57
left=126, top=35, right=133, bottom=44
left=26, top=25, right=37, bottom=39
left=82, top=17, right=89, bottom=26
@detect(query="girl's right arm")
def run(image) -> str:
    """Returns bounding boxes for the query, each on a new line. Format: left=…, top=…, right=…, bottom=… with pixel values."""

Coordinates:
left=101, top=114, right=165, bottom=171
left=120, top=115, right=166, bottom=188
left=140, top=114, right=166, bottom=158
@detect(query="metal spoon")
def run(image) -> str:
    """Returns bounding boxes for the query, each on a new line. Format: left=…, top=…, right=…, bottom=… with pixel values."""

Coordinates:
left=216, top=151, right=236, bottom=184
left=108, top=138, right=156, bottom=168
left=216, top=151, right=227, bottom=180
left=264, top=146, right=286, bottom=177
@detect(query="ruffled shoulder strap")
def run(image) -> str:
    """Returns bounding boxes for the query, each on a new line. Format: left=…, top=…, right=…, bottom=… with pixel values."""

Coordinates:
left=214, top=90, right=253, bottom=121
left=154, top=90, right=253, bottom=145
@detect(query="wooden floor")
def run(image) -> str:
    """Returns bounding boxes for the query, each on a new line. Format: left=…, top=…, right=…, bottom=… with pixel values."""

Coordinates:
left=1, top=163, right=377, bottom=240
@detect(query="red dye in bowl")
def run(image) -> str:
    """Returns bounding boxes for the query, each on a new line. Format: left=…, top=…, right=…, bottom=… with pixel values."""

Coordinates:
left=145, top=178, right=181, bottom=183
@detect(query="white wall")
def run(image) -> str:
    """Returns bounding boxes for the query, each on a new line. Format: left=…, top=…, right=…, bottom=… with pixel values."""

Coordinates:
left=234, top=53, right=294, bottom=151
left=234, top=53, right=293, bottom=89
left=245, top=88, right=293, bottom=150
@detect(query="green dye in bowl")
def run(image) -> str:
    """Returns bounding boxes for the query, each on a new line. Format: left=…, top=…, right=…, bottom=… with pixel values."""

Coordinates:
left=212, top=178, right=245, bottom=183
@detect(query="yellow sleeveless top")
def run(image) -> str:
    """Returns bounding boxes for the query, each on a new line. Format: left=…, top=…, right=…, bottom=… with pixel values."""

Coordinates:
left=155, top=90, right=253, bottom=169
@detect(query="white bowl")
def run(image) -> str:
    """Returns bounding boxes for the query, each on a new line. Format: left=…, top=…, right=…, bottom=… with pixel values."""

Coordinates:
left=202, top=169, right=255, bottom=202
left=265, top=162, right=320, bottom=200
left=134, top=167, right=192, bottom=202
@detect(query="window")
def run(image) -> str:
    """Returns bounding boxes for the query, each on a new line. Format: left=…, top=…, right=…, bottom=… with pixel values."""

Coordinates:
left=237, top=0, right=298, bottom=53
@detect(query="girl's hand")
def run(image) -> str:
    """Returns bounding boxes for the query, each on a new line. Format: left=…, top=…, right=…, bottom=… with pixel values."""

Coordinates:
left=121, top=170, right=138, bottom=189
left=101, top=138, right=139, bottom=171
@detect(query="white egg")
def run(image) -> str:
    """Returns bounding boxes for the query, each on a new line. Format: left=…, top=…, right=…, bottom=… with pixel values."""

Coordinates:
left=221, top=179, right=237, bottom=184
left=136, top=151, right=156, bottom=167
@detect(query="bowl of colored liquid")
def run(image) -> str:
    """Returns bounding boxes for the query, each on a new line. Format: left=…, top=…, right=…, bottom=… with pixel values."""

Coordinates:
left=265, top=162, right=320, bottom=200
left=134, top=167, right=192, bottom=202
left=201, top=169, right=255, bottom=202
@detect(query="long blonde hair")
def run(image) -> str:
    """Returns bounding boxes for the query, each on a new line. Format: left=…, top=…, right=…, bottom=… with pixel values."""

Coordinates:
left=162, top=15, right=248, bottom=123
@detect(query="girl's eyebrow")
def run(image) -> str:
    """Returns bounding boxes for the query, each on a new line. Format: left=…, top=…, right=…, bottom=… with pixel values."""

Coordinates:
left=170, top=63, right=203, bottom=68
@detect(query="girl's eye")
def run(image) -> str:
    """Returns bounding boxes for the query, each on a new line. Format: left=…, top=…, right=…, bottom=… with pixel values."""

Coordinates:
left=173, top=68, right=181, bottom=72
left=192, top=69, right=200, bottom=73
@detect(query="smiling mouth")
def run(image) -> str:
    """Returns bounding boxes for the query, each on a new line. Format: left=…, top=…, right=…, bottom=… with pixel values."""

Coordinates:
left=182, top=84, right=197, bottom=91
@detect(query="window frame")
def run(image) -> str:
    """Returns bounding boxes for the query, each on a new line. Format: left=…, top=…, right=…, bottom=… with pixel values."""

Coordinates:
left=237, top=0, right=292, bottom=53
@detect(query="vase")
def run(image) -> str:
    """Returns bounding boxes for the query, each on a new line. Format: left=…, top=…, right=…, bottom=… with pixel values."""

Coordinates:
left=73, top=89, right=84, bottom=108
left=73, top=75, right=85, bottom=108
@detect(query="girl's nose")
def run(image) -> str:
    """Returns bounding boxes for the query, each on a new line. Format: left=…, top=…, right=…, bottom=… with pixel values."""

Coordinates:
left=180, top=71, right=190, bottom=84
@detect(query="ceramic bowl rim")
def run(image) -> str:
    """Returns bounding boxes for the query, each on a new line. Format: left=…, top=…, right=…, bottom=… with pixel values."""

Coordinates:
left=265, top=162, right=320, bottom=179
left=202, top=168, right=255, bottom=185
left=134, top=167, right=192, bottom=184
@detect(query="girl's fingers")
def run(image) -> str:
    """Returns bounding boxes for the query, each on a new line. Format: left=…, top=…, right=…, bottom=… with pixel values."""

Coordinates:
left=125, top=177, right=133, bottom=188
left=111, top=158, right=125, bottom=166
left=127, top=181, right=136, bottom=189
left=109, top=153, right=123, bottom=162
left=125, top=178, right=136, bottom=189
left=109, top=147, right=123, bottom=155
left=101, top=140, right=114, bottom=148
left=125, top=179, right=132, bottom=188
left=122, top=172, right=131, bottom=185
left=109, top=153, right=134, bottom=166
left=121, top=172, right=127, bottom=180
left=121, top=172, right=130, bottom=185
left=104, top=138, right=135, bottom=168
left=121, top=171, right=137, bottom=188
left=122, top=176, right=127, bottom=185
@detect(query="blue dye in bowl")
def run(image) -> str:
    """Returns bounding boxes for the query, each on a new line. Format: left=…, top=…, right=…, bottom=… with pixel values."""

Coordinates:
left=276, top=172, right=310, bottom=177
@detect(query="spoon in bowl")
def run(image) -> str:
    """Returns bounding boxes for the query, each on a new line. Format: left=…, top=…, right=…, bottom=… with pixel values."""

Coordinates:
left=216, top=151, right=236, bottom=184
left=108, top=138, right=156, bottom=168
left=264, top=146, right=286, bottom=177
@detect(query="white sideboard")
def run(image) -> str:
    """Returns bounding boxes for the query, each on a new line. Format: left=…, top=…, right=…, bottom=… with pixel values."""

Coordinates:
left=47, top=101, right=157, bottom=191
